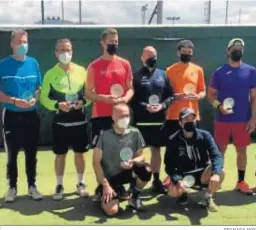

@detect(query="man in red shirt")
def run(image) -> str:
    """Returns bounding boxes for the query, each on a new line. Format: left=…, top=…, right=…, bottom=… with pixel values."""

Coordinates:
left=85, top=28, right=134, bottom=200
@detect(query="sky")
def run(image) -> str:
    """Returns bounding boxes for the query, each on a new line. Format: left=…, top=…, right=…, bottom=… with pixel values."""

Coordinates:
left=0, top=0, right=256, bottom=25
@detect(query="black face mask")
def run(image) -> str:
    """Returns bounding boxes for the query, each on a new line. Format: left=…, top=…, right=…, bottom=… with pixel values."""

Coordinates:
left=230, top=50, right=243, bottom=62
left=107, top=44, right=118, bottom=56
left=145, top=57, right=157, bottom=68
left=183, top=121, right=196, bottom=132
left=180, top=54, right=192, bottom=63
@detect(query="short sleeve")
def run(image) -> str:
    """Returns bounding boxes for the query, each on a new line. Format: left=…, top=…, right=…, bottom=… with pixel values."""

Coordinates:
left=126, top=61, right=133, bottom=80
left=35, top=60, right=42, bottom=88
left=197, top=68, right=206, bottom=92
left=134, top=129, right=146, bottom=152
left=209, top=71, right=219, bottom=90
left=249, top=68, right=256, bottom=89
left=96, top=131, right=104, bottom=150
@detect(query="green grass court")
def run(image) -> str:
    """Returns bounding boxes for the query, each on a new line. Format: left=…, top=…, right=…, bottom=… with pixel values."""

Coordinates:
left=0, top=145, right=255, bottom=225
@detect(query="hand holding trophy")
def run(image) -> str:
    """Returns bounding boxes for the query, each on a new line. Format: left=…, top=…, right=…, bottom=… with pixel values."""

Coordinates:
left=120, top=147, right=134, bottom=170
left=110, top=84, right=124, bottom=104
left=222, top=97, right=235, bottom=114
left=65, top=93, right=78, bottom=109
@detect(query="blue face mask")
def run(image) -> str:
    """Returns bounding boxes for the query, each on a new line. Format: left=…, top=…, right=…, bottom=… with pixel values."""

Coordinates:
left=16, top=44, right=28, bottom=57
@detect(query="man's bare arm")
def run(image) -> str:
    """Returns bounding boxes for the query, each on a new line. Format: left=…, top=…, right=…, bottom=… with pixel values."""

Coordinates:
left=208, top=87, right=219, bottom=106
left=198, top=90, right=206, bottom=99
left=0, top=91, right=15, bottom=104
left=250, top=88, right=256, bottom=120
left=122, top=77, right=134, bottom=103
left=93, top=147, right=110, bottom=186
left=132, top=148, right=145, bottom=164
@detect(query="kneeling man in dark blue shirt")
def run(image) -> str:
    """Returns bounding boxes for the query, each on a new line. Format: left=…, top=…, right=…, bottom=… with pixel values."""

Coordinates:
left=164, top=108, right=224, bottom=212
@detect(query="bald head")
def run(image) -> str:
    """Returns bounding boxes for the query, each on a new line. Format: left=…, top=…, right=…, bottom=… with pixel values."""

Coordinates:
left=141, top=46, right=157, bottom=68
left=112, top=103, right=129, bottom=119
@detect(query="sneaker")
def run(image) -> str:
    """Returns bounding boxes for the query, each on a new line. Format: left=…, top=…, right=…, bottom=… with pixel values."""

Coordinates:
left=77, top=183, right=89, bottom=197
left=128, top=196, right=143, bottom=211
left=28, top=186, right=43, bottom=200
left=117, top=185, right=130, bottom=201
left=163, top=176, right=171, bottom=188
left=205, top=197, right=218, bottom=212
left=5, top=188, right=17, bottom=203
left=53, top=185, right=64, bottom=200
left=152, top=179, right=167, bottom=194
left=177, top=193, right=188, bottom=205
left=235, top=180, right=254, bottom=195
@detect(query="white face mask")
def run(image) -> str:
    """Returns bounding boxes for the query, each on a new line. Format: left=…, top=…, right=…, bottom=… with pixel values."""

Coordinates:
left=58, top=52, right=72, bottom=64
left=117, top=117, right=130, bottom=129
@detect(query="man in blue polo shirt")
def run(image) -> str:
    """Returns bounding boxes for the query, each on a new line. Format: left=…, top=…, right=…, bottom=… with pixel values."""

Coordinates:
left=131, top=46, right=174, bottom=194
left=0, top=29, right=42, bottom=203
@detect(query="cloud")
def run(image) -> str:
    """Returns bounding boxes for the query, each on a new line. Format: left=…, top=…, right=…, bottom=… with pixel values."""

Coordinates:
left=0, top=0, right=254, bottom=25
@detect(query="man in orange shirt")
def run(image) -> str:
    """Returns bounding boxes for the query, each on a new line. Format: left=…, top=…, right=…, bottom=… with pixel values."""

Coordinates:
left=163, top=40, right=206, bottom=187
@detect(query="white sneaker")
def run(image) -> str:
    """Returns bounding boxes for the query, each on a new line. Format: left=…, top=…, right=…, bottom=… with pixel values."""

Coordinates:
left=77, top=183, right=89, bottom=197
left=53, top=185, right=64, bottom=201
left=28, top=186, right=43, bottom=200
left=5, top=188, right=17, bottom=203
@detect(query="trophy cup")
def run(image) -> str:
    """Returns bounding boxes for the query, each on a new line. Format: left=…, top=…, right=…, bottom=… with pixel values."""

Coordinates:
left=148, top=94, right=160, bottom=106
left=110, top=84, right=124, bottom=98
left=223, top=97, right=235, bottom=113
left=183, top=83, right=196, bottom=95
left=120, top=147, right=133, bottom=166
left=183, top=175, right=196, bottom=188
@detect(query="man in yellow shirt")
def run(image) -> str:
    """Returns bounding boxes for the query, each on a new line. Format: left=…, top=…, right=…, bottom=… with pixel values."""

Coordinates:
left=40, top=38, right=89, bottom=200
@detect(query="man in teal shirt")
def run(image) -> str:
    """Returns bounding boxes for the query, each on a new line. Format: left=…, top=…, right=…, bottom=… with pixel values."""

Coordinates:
left=0, top=29, right=42, bottom=203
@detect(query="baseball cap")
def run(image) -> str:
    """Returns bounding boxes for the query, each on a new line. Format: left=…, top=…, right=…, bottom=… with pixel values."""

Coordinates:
left=227, top=38, right=245, bottom=49
left=179, top=107, right=196, bottom=120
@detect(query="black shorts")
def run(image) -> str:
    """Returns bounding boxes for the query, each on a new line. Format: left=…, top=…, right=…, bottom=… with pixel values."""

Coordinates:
left=136, top=124, right=167, bottom=147
left=163, top=120, right=200, bottom=137
left=52, top=122, right=89, bottom=155
left=97, top=163, right=152, bottom=195
left=91, top=117, right=113, bottom=147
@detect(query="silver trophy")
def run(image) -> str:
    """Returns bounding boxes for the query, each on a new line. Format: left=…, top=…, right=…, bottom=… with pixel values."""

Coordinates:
left=183, top=175, right=196, bottom=188
left=65, top=94, right=78, bottom=108
left=22, top=90, right=34, bottom=102
left=110, top=84, right=124, bottom=97
left=120, top=147, right=133, bottom=166
left=223, top=97, right=235, bottom=112
left=148, top=94, right=160, bottom=106
left=183, top=83, right=196, bottom=95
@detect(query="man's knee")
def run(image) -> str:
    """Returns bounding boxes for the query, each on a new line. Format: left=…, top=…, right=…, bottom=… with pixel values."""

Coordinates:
left=74, top=153, right=84, bottom=158
left=201, top=166, right=225, bottom=185
left=235, top=146, right=247, bottom=155
left=101, top=199, right=119, bottom=217
left=56, top=154, right=67, bottom=160
left=133, top=163, right=152, bottom=182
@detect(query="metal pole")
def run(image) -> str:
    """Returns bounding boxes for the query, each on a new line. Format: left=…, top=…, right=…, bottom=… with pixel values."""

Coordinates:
left=61, top=0, right=64, bottom=21
left=225, top=0, right=229, bottom=24
left=156, top=0, right=163, bottom=24
left=148, top=3, right=157, bottom=24
left=141, top=4, right=148, bottom=24
left=79, top=0, right=82, bottom=24
left=238, top=8, right=241, bottom=23
left=208, top=0, right=212, bottom=24
left=41, top=0, right=45, bottom=24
